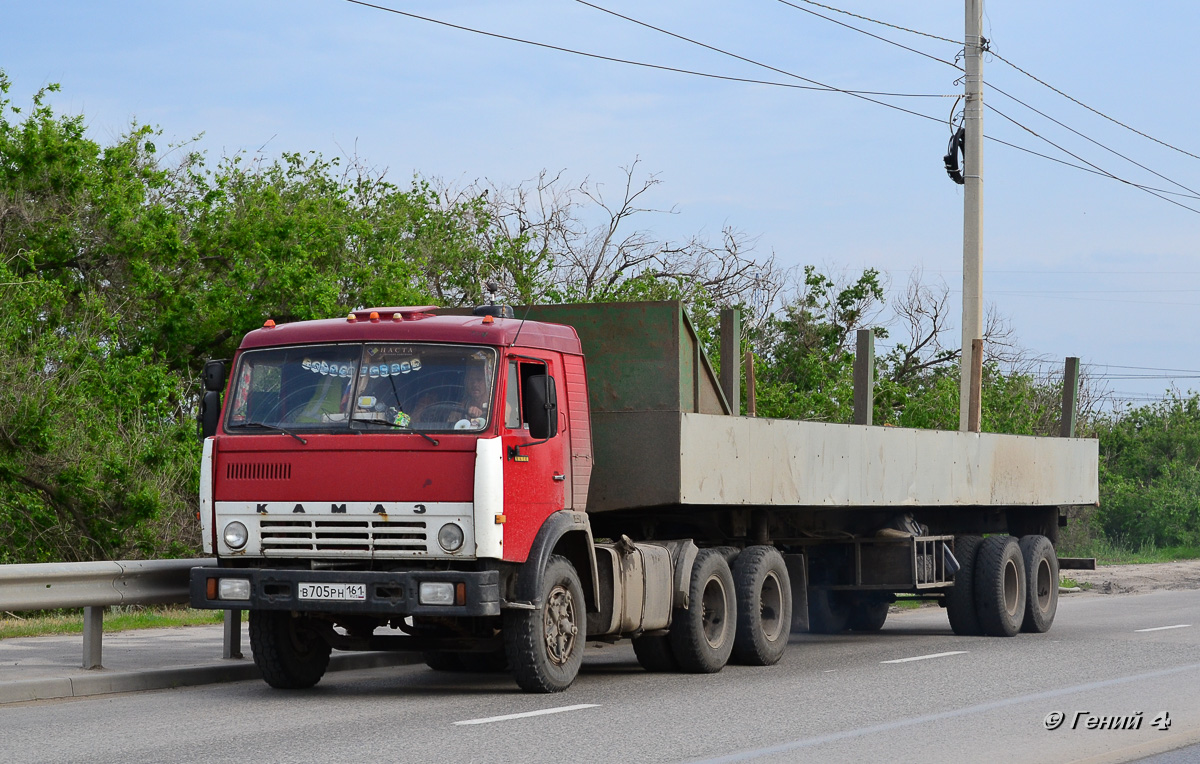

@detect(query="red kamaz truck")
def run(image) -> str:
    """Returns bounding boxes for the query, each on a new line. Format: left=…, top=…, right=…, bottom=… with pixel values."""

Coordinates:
left=190, top=301, right=1098, bottom=692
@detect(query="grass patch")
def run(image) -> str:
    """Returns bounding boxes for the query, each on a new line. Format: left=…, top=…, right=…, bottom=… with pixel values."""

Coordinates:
left=892, top=594, right=925, bottom=610
left=1058, top=577, right=1091, bottom=590
left=0, top=605, right=224, bottom=639
left=1057, top=537, right=1200, bottom=565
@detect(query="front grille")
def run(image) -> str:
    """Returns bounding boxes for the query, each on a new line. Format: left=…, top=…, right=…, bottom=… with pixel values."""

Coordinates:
left=227, top=462, right=292, bottom=480
left=259, top=518, right=428, bottom=554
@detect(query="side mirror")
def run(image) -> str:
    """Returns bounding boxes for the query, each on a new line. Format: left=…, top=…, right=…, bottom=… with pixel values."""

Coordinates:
left=199, top=390, right=221, bottom=440
left=203, top=360, right=227, bottom=392
left=523, top=374, right=558, bottom=440
left=199, top=359, right=227, bottom=441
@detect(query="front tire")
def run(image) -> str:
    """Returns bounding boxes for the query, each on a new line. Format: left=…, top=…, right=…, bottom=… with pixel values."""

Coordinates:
left=249, top=610, right=332, bottom=689
left=504, top=555, right=586, bottom=693
left=731, top=545, right=792, bottom=665
left=669, top=549, right=737, bottom=673
left=975, top=536, right=1027, bottom=637
left=1019, top=535, right=1059, bottom=633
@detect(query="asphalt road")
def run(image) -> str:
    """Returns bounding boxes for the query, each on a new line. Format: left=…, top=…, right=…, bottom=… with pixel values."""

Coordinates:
left=5, top=591, right=1200, bottom=764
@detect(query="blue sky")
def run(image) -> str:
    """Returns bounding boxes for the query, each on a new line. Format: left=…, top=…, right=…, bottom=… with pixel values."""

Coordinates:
left=5, top=1, right=1198, bottom=405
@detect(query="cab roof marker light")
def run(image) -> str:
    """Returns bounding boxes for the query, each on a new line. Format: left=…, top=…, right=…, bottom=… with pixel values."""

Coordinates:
left=392, top=313, right=402, bottom=322
left=369, top=311, right=380, bottom=322
left=346, top=313, right=357, bottom=323
left=263, top=319, right=276, bottom=328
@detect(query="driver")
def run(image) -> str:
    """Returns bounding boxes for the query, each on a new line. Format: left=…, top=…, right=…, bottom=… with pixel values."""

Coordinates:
left=411, top=362, right=492, bottom=428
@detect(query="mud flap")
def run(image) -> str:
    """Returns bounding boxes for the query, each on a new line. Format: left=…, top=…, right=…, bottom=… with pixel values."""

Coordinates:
left=784, top=553, right=809, bottom=633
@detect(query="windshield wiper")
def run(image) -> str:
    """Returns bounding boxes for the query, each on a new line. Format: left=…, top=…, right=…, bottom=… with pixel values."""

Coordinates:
left=349, top=415, right=439, bottom=446
left=228, top=421, right=308, bottom=445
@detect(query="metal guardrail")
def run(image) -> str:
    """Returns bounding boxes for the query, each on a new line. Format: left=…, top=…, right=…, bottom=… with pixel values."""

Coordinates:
left=0, top=558, right=241, bottom=670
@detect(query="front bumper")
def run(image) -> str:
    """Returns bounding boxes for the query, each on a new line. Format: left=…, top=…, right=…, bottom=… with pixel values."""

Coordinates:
left=190, top=567, right=500, bottom=617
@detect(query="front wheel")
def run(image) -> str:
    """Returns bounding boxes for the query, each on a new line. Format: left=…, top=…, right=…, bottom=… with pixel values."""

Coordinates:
left=249, top=610, right=332, bottom=689
left=504, top=555, right=586, bottom=692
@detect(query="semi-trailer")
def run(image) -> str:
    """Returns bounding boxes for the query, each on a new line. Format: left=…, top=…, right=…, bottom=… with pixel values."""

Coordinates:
left=190, top=301, right=1098, bottom=692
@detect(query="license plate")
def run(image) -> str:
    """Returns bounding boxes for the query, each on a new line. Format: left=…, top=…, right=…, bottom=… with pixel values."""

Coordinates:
left=298, top=582, right=367, bottom=601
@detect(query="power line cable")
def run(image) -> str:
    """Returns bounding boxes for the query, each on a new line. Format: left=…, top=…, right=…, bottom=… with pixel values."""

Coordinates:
left=768, top=0, right=1200, bottom=200
left=349, top=0, right=1200, bottom=212
left=342, top=0, right=948, bottom=100
left=986, top=82, right=1200, bottom=198
left=569, top=0, right=953, bottom=121
left=771, top=0, right=960, bottom=69
left=987, top=103, right=1200, bottom=215
left=778, top=0, right=961, bottom=46
left=581, top=0, right=1200, bottom=208
left=776, top=0, right=1200, bottom=162
left=988, top=50, right=1200, bottom=162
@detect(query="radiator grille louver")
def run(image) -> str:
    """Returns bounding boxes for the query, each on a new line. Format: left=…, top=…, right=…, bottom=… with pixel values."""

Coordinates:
left=226, top=462, right=292, bottom=481
left=259, top=519, right=429, bottom=554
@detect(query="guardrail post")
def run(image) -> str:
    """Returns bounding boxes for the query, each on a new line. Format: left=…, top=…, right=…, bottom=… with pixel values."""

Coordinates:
left=83, top=606, right=103, bottom=669
left=223, top=609, right=243, bottom=659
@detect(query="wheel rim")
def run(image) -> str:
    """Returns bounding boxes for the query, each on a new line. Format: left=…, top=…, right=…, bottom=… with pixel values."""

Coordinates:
left=288, top=618, right=321, bottom=657
left=543, top=584, right=578, bottom=666
left=1034, top=556, right=1052, bottom=611
left=1002, top=558, right=1020, bottom=616
left=701, top=574, right=729, bottom=648
left=759, top=571, right=784, bottom=642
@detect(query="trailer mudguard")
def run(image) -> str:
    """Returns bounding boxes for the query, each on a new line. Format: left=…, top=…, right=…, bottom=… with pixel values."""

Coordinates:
left=512, top=510, right=599, bottom=610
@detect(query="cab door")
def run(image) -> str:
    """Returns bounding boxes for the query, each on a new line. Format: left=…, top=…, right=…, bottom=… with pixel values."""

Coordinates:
left=500, top=352, right=568, bottom=562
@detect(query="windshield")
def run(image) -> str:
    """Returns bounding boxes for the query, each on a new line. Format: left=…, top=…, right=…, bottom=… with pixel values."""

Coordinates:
left=225, top=343, right=497, bottom=433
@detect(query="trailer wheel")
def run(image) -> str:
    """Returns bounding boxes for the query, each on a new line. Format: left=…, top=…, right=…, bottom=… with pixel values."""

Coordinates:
left=731, top=545, right=792, bottom=665
left=249, top=610, right=331, bottom=689
left=1019, top=535, right=1059, bottom=633
left=974, top=536, right=1027, bottom=637
left=632, top=634, right=679, bottom=672
left=807, top=589, right=849, bottom=634
left=669, top=549, right=737, bottom=673
left=504, top=554, right=586, bottom=692
left=946, top=535, right=984, bottom=636
left=847, top=595, right=889, bottom=632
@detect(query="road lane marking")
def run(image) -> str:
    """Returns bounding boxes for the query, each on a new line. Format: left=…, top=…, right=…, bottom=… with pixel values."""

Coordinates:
left=687, top=662, right=1200, bottom=763
left=453, top=704, right=599, bottom=726
left=880, top=650, right=968, bottom=664
left=1135, top=624, right=1191, bottom=632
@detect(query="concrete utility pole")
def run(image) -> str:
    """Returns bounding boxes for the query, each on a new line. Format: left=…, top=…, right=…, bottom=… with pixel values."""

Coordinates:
left=958, top=0, right=985, bottom=432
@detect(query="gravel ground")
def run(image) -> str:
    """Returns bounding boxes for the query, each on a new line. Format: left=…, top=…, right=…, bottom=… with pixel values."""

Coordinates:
left=1064, top=559, right=1200, bottom=595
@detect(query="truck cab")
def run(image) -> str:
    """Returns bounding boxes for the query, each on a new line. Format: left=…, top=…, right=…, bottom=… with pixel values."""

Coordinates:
left=192, top=306, right=599, bottom=691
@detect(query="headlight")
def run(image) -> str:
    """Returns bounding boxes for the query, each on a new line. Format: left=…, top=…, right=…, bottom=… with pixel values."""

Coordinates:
left=419, top=582, right=455, bottom=605
left=437, top=523, right=464, bottom=552
left=223, top=521, right=248, bottom=550
left=218, top=578, right=251, bottom=600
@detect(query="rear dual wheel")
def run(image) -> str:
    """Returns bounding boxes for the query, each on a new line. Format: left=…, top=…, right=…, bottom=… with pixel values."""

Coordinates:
left=731, top=546, right=792, bottom=665
left=1019, top=535, right=1059, bottom=633
left=975, top=535, right=1027, bottom=637
left=669, top=549, right=737, bottom=673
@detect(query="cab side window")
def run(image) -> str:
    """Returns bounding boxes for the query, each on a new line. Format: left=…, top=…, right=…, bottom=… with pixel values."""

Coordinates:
left=505, top=361, right=522, bottom=429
